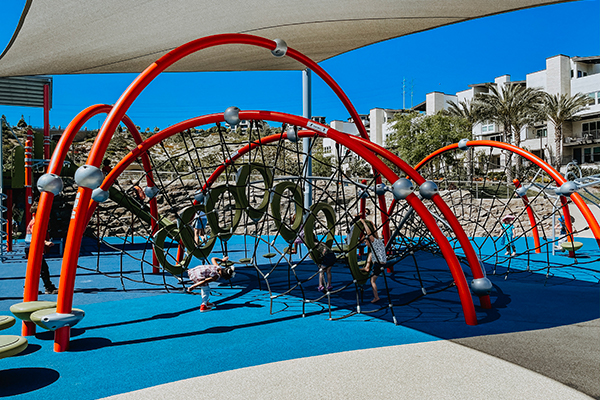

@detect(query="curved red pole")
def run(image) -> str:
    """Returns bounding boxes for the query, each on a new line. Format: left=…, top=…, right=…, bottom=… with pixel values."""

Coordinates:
left=83, top=116, right=160, bottom=272
left=415, top=140, right=600, bottom=249
left=23, top=104, right=112, bottom=336
left=513, top=179, right=541, bottom=253
left=331, top=135, right=490, bottom=308
left=24, top=104, right=154, bottom=337
left=94, top=111, right=478, bottom=332
left=81, top=34, right=389, bottom=253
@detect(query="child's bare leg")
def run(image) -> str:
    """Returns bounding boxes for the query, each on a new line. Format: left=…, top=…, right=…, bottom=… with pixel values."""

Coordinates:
left=319, top=268, right=325, bottom=288
left=200, top=286, right=211, bottom=305
left=361, top=252, right=373, bottom=272
left=370, top=275, right=380, bottom=303
left=326, top=267, right=332, bottom=287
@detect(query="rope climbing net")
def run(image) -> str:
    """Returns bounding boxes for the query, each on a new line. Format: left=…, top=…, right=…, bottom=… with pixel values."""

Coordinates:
left=414, top=145, right=600, bottom=283
left=87, top=120, right=472, bottom=324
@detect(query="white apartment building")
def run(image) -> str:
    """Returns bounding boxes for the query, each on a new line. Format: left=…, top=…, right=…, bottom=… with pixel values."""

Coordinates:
left=322, top=108, right=400, bottom=160
left=421, top=54, right=600, bottom=169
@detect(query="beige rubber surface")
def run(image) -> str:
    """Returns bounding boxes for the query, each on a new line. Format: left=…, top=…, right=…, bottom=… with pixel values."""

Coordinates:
left=101, top=340, right=593, bottom=400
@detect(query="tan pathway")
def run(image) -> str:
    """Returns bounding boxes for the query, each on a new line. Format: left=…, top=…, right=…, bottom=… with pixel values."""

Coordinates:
left=101, top=339, right=593, bottom=400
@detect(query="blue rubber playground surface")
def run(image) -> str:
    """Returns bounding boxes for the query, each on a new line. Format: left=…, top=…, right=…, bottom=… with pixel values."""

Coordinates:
left=1, top=236, right=598, bottom=399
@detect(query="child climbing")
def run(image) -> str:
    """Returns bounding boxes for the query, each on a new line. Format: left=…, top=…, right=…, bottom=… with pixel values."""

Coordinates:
left=359, top=220, right=387, bottom=303
left=556, top=215, right=576, bottom=252
left=314, top=242, right=336, bottom=292
left=186, top=256, right=235, bottom=312
left=289, top=214, right=304, bottom=254
left=193, top=210, right=208, bottom=244
left=501, top=214, right=517, bottom=256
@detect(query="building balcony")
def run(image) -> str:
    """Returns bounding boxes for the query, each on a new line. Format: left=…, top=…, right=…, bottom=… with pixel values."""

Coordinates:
left=564, top=133, right=600, bottom=146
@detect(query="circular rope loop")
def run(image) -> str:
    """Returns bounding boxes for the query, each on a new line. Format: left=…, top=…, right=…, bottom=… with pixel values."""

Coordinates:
left=205, top=184, right=243, bottom=241
left=178, top=204, right=218, bottom=260
left=270, top=181, right=304, bottom=243
left=303, top=202, right=337, bottom=261
left=347, top=219, right=373, bottom=285
left=235, top=162, right=273, bottom=222
left=153, top=223, right=192, bottom=275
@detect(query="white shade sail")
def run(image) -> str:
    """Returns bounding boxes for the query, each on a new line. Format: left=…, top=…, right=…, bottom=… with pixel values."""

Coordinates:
left=0, top=0, right=570, bottom=76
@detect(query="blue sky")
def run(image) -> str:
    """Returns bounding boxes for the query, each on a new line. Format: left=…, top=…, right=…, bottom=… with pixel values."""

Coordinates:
left=1, top=0, right=599, bottom=131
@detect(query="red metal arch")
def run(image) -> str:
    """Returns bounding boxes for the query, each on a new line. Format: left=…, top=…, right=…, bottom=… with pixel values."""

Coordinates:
left=52, top=111, right=492, bottom=352
left=21, top=104, right=159, bottom=336
left=95, top=111, right=488, bottom=308
left=94, top=112, right=479, bottom=322
left=48, top=32, right=404, bottom=350
left=415, top=140, right=600, bottom=249
left=40, top=34, right=498, bottom=349
left=81, top=33, right=390, bottom=248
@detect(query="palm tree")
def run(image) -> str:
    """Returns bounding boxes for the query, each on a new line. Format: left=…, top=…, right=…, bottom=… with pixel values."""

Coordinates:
left=541, top=92, right=589, bottom=171
left=473, top=83, right=543, bottom=180
left=447, top=99, right=480, bottom=127
left=446, top=100, right=478, bottom=180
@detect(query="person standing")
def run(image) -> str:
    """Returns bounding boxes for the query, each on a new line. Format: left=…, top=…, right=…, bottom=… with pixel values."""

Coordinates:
left=359, top=220, right=387, bottom=303
left=501, top=214, right=517, bottom=256
left=25, top=203, right=58, bottom=294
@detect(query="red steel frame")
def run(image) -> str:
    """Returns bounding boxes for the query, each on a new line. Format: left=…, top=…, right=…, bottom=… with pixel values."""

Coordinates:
left=21, top=104, right=159, bottom=336
left=26, top=34, right=487, bottom=351
left=95, top=111, right=479, bottom=331
left=48, top=111, right=486, bottom=351
left=24, top=130, right=33, bottom=226
left=415, top=140, right=600, bottom=249
left=82, top=34, right=389, bottom=246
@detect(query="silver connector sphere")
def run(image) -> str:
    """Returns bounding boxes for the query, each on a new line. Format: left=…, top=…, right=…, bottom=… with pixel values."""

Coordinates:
left=419, top=180, right=439, bottom=199
left=470, top=277, right=493, bottom=296
left=144, top=185, right=159, bottom=199
left=375, top=183, right=388, bottom=196
left=555, top=181, right=578, bottom=197
left=91, top=188, right=110, bottom=203
left=286, top=126, right=298, bottom=143
left=271, top=39, right=288, bottom=57
left=392, top=178, right=414, bottom=200
left=224, top=106, right=241, bottom=127
left=74, top=165, right=104, bottom=190
left=37, top=173, right=63, bottom=195
left=515, top=186, right=528, bottom=198
left=458, top=138, right=470, bottom=151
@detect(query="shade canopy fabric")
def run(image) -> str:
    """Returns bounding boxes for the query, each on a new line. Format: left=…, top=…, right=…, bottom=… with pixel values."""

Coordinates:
left=0, top=0, right=569, bottom=77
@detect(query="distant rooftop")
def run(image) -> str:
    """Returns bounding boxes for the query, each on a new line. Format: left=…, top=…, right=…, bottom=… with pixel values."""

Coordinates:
left=572, top=56, right=600, bottom=64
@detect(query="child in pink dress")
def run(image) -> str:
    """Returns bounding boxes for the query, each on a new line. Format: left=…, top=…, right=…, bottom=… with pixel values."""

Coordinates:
left=187, top=256, right=235, bottom=312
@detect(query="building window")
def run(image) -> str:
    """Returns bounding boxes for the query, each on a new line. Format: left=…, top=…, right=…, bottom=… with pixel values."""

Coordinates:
left=536, top=128, right=547, bottom=137
left=587, top=92, right=596, bottom=105
left=583, top=121, right=599, bottom=140
left=583, top=147, right=600, bottom=163
left=481, top=121, right=494, bottom=133
left=489, top=134, right=503, bottom=142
